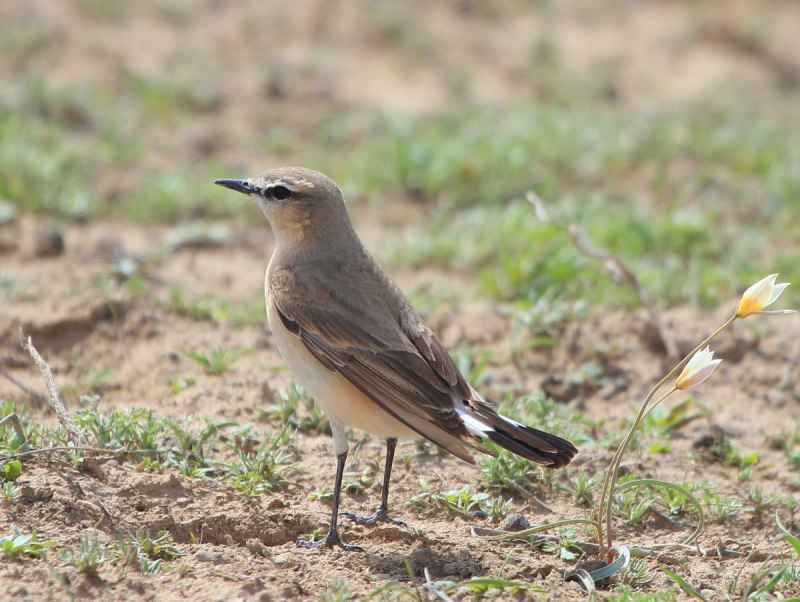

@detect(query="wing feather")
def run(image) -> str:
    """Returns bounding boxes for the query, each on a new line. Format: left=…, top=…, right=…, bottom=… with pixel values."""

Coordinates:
left=270, top=263, right=483, bottom=460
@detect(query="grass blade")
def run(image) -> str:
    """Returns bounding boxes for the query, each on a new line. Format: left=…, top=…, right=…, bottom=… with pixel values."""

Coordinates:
left=661, top=567, right=709, bottom=601
left=775, top=512, right=800, bottom=557
left=615, top=479, right=704, bottom=545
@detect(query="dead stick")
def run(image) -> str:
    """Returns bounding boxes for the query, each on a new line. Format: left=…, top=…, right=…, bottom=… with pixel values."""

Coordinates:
left=507, top=479, right=554, bottom=514
left=0, top=412, right=25, bottom=443
left=527, top=192, right=679, bottom=360
left=472, top=527, right=751, bottom=559
left=2, top=445, right=166, bottom=461
left=19, top=329, right=84, bottom=446
left=0, top=368, right=48, bottom=406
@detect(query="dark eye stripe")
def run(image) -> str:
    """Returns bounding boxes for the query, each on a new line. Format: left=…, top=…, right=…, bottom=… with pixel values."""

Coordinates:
left=269, top=185, right=293, bottom=200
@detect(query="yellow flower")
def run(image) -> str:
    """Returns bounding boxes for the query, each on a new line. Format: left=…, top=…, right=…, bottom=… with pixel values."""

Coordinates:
left=676, top=346, right=722, bottom=390
left=736, top=273, right=794, bottom=318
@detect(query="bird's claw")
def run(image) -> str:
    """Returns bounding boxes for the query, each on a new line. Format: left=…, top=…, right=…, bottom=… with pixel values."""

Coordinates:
left=297, top=529, right=363, bottom=552
left=340, top=508, right=407, bottom=527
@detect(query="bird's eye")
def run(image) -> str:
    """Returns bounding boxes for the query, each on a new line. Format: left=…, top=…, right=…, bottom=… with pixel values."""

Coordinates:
left=269, top=185, right=293, bottom=201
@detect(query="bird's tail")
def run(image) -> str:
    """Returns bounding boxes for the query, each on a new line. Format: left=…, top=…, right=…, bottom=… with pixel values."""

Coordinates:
left=457, top=402, right=577, bottom=468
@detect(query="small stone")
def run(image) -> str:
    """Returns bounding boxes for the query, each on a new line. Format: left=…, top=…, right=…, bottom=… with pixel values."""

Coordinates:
left=195, top=551, right=228, bottom=564
left=267, top=498, right=286, bottom=510
left=246, top=539, right=270, bottom=557
left=273, top=552, right=302, bottom=568
left=442, top=563, right=459, bottom=575
left=32, top=227, right=65, bottom=257
left=502, top=513, right=530, bottom=532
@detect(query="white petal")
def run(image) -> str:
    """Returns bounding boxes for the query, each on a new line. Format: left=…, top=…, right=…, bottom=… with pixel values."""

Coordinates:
left=685, top=346, right=712, bottom=372
left=689, top=359, right=722, bottom=388
left=677, top=357, right=722, bottom=389
left=766, top=282, right=790, bottom=306
left=751, top=274, right=778, bottom=302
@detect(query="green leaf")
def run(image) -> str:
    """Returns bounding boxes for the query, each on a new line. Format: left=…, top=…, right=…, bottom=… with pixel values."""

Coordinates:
left=775, top=512, right=800, bottom=557
left=661, top=567, right=709, bottom=601
left=2, top=460, right=22, bottom=481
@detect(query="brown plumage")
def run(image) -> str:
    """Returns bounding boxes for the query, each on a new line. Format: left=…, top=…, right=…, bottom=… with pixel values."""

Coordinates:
left=215, top=167, right=577, bottom=551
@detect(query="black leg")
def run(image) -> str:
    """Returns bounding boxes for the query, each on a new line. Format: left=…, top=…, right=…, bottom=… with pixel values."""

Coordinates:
left=342, top=438, right=406, bottom=526
left=298, top=451, right=363, bottom=552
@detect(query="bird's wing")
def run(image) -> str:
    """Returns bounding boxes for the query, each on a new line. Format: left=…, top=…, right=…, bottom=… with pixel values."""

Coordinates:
left=270, top=264, right=485, bottom=463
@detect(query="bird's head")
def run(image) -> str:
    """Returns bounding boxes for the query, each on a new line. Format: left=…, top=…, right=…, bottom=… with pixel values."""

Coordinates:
left=215, top=167, right=353, bottom=250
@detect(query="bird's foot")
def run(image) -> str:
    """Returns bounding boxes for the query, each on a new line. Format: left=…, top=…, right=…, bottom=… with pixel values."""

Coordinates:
left=297, top=528, right=363, bottom=552
left=341, top=507, right=407, bottom=527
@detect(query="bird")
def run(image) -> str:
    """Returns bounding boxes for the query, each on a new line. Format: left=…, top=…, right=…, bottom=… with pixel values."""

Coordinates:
left=215, top=167, right=577, bottom=551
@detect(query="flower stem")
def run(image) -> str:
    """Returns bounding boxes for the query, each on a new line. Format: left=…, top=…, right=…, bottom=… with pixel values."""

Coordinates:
left=597, top=313, right=738, bottom=557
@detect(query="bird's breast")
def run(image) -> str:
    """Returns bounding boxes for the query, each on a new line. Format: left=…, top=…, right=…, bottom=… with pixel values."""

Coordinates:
left=265, top=291, right=416, bottom=440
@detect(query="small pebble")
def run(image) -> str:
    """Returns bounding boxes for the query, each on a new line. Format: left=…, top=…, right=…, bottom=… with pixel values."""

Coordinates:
left=267, top=498, right=286, bottom=510
left=33, top=227, right=65, bottom=257
left=502, top=513, right=530, bottom=532
left=195, top=551, right=228, bottom=565
left=246, top=539, right=270, bottom=557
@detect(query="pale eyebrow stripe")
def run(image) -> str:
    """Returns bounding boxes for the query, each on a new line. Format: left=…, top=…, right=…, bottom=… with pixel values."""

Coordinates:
left=265, top=178, right=316, bottom=191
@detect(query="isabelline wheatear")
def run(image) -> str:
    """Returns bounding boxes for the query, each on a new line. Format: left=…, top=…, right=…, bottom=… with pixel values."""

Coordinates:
left=216, top=167, right=577, bottom=551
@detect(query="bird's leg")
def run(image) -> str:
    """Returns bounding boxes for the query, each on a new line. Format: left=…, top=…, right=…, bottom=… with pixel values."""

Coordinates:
left=342, top=437, right=406, bottom=526
left=298, top=423, right=362, bottom=552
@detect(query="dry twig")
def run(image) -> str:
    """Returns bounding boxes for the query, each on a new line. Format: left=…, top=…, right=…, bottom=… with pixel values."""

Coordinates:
left=19, top=329, right=84, bottom=447
left=0, top=412, right=25, bottom=442
left=0, top=368, right=48, bottom=406
left=472, top=526, right=754, bottom=560
left=527, top=192, right=679, bottom=360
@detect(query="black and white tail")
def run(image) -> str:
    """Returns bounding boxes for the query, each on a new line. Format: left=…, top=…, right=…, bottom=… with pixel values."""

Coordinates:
left=456, top=400, right=577, bottom=468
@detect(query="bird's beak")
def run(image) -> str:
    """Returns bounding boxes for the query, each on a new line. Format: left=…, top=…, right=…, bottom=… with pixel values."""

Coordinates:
left=214, top=179, right=253, bottom=195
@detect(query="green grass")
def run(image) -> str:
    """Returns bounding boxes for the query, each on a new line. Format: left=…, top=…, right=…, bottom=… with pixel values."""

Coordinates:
left=1, top=528, right=55, bottom=558
left=61, top=534, right=108, bottom=576
left=2, top=73, right=797, bottom=314
left=0, top=77, right=252, bottom=224
left=2, top=481, right=21, bottom=502
left=165, top=288, right=264, bottom=328
left=228, top=424, right=298, bottom=495
left=365, top=571, right=547, bottom=600
left=117, top=530, right=186, bottom=575
left=181, top=346, right=252, bottom=375
left=406, top=481, right=514, bottom=522
left=1, top=397, right=299, bottom=497
left=316, top=103, right=800, bottom=309
left=259, top=382, right=330, bottom=434
left=326, top=103, right=800, bottom=219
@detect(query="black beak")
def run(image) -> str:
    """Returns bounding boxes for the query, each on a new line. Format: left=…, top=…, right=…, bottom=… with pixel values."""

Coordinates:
left=214, top=179, right=253, bottom=195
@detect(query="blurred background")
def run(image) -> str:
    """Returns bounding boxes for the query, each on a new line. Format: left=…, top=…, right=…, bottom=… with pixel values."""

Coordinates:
left=1, top=0, right=799, bottom=309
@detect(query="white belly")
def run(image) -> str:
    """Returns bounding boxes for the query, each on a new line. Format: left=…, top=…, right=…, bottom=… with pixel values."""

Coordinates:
left=267, top=298, right=417, bottom=440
